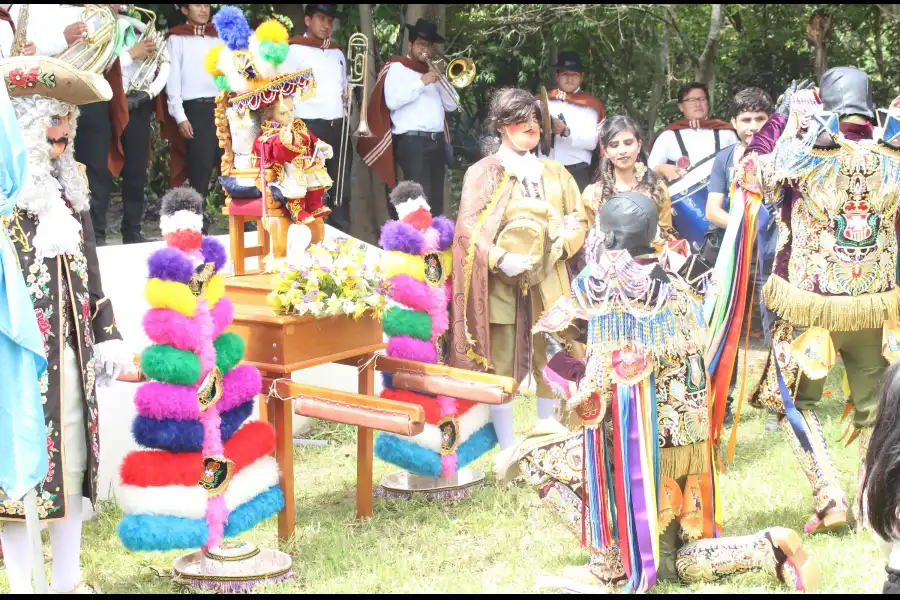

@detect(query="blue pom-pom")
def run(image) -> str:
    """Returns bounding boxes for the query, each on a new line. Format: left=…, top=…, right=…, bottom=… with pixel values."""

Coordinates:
left=432, top=216, right=455, bottom=252
left=224, top=486, right=285, bottom=537
left=455, top=424, right=498, bottom=468
left=132, top=402, right=253, bottom=452
left=381, top=372, right=394, bottom=390
left=374, top=433, right=442, bottom=477
left=213, top=6, right=252, bottom=51
left=202, top=237, right=228, bottom=274
left=118, top=514, right=208, bottom=552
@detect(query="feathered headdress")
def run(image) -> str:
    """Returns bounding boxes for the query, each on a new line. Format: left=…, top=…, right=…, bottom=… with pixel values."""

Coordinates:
left=205, top=6, right=316, bottom=113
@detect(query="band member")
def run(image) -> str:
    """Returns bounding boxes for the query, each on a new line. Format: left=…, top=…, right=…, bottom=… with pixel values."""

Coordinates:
left=745, top=69, right=900, bottom=535
left=0, top=7, right=36, bottom=58
left=539, top=51, right=605, bottom=191
left=11, top=4, right=131, bottom=247
left=448, top=87, right=588, bottom=476
left=287, top=3, right=351, bottom=233
left=648, top=82, right=738, bottom=182
left=0, top=55, right=132, bottom=595
left=165, top=4, right=221, bottom=200
left=358, top=18, right=457, bottom=217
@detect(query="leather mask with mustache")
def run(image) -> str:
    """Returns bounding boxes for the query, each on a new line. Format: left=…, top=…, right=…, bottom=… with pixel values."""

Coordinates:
left=47, top=136, right=70, bottom=150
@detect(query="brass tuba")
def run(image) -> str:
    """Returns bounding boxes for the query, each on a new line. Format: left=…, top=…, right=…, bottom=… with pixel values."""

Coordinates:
left=120, top=6, right=170, bottom=102
left=334, top=32, right=373, bottom=207
left=53, top=4, right=118, bottom=74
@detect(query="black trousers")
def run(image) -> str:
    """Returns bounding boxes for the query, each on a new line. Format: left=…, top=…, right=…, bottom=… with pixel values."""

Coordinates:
left=119, top=100, right=153, bottom=242
left=393, top=132, right=445, bottom=217
left=305, top=117, right=351, bottom=233
left=564, top=162, right=592, bottom=192
left=76, top=101, right=112, bottom=244
left=183, top=99, right=220, bottom=200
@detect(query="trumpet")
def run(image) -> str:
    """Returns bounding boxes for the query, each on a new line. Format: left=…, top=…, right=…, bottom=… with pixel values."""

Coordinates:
left=423, top=52, right=476, bottom=105
left=334, top=32, right=373, bottom=208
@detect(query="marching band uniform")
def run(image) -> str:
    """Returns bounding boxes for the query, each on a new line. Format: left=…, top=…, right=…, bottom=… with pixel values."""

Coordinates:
left=0, top=8, right=14, bottom=59
left=540, top=52, right=606, bottom=191
left=358, top=19, right=456, bottom=217
left=287, top=3, right=351, bottom=233
left=515, top=192, right=819, bottom=593
left=746, top=68, right=900, bottom=534
left=165, top=8, right=221, bottom=199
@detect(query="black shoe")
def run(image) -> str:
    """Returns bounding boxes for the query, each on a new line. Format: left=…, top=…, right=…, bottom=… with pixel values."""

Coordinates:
left=723, top=397, right=735, bottom=427
left=95, top=237, right=107, bottom=247
left=122, top=234, right=148, bottom=245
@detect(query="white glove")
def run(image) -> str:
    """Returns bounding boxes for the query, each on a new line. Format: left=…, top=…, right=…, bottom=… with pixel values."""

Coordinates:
left=499, top=253, right=534, bottom=278
left=563, top=213, right=581, bottom=235
left=93, top=339, right=133, bottom=388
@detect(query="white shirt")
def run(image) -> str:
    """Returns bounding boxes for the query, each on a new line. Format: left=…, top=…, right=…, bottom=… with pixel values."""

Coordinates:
left=9, top=4, right=83, bottom=57
left=0, top=19, right=12, bottom=59
left=166, top=33, right=221, bottom=124
left=542, top=95, right=599, bottom=166
left=648, top=127, right=739, bottom=170
left=384, top=60, right=457, bottom=135
left=286, top=38, right=347, bottom=121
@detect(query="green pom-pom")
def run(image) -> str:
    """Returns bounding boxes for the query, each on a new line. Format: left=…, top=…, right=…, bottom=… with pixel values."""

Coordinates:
left=141, top=345, right=201, bottom=385
left=213, top=74, right=231, bottom=91
left=384, top=307, right=433, bottom=342
left=259, top=41, right=289, bottom=68
left=215, top=333, right=245, bottom=374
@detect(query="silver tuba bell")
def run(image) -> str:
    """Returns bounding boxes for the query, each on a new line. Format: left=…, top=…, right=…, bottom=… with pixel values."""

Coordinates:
left=119, top=6, right=170, bottom=105
left=53, top=4, right=119, bottom=74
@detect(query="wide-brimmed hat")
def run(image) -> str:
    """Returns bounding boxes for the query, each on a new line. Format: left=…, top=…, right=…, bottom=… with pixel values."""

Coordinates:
left=1, top=56, right=112, bottom=105
left=551, top=51, right=588, bottom=73
left=405, top=19, right=445, bottom=44
left=305, top=4, right=345, bottom=19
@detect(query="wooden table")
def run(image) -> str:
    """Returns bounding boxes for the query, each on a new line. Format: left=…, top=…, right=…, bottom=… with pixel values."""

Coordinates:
left=225, top=273, right=386, bottom=542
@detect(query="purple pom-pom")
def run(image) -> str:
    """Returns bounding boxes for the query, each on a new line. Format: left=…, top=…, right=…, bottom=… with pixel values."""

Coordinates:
left=432, top=216, right=455, bottom=252
left=380, top=220, right=424, bottom=255
left=148, top=248, right=194, bottom=284
left=214, top=6, right=251, bottom=51
left=202, top=237, right=228, bottom=274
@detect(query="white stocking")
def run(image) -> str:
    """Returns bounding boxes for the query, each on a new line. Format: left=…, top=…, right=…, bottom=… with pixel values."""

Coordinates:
left=48, top=495, right=84, bottom=592
left=0, top=521, right=35, bottom=593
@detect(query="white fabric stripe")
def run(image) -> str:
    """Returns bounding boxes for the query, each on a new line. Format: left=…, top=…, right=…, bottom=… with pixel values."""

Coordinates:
left=116, top=456, right=281, bottom=519
left=161, top=211, right=204, bottom=236
left=363, top=132, right=392, bottom=164
left=395, top=197, right=431, bottom=221
left=401, top=403, right=492, bottom=453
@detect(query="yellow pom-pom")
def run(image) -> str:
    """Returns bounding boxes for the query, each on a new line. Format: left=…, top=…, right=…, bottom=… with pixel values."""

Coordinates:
left=204, top=274, right=226, bottom=308
left=145, top=279, right=197, bottom=317
left=255, top=20, right=289, bottom=44
left=205, top=45, right=225, bottom=77
left=383, top=251, right=425, bottom=282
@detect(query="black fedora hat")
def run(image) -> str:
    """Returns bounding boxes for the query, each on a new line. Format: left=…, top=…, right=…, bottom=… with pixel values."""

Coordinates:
left=551, top=51, right=588, bottom=73
left=405, top=18, right=445, bottom=44
left=304, top=4, right=345, bottom=19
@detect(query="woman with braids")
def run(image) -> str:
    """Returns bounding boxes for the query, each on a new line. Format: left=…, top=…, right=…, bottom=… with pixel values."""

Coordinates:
left=582, top=116, right=677, bottom=250
left=448, top=87, right=589, bottom=476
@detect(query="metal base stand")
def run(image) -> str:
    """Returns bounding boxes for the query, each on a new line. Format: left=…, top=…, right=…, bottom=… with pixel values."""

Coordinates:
left=376, top=468, right=486, bottom=502
left=173, top=541, right=293, bottom=593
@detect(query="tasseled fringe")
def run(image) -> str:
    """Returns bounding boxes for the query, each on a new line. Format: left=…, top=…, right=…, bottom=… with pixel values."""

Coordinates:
left=660, top=442, right=709, bottom=481
left=466, top=346, right=489, bottom=370
left=763, top=275, right=900, bottom=331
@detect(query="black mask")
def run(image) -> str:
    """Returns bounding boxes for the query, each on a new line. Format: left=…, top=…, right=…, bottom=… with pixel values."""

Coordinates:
left=596, top=192, right=658, bottom=257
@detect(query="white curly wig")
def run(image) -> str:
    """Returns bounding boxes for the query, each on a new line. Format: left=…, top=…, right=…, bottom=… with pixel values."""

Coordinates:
left=12, top=95, right=90, bottom=259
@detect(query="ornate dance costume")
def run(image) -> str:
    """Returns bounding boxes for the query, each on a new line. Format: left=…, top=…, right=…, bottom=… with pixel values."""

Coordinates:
left=744, top=69, right=900, bottom=533
left=508, top=192, right=819, bottom=593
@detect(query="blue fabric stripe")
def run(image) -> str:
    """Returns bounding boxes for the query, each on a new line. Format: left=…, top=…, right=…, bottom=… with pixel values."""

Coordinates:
left=374, top=423, right=498, bottom=477
left=132, top=401, right=253, bottom=452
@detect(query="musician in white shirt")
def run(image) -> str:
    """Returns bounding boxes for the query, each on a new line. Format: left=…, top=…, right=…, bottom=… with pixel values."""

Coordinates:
left=648, top=82, right=738, bottom=182
left=384, top=18, right=457, bottom=216
left=166, top=4, right=221, bottom=201
left=286, top=4, right=350, bottom=232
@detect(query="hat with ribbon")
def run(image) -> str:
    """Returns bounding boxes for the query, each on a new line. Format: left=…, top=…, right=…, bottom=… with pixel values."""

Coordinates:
left=205, top=6, right=316, bottom=113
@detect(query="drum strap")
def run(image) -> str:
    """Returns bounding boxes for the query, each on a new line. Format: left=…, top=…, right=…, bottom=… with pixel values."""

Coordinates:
left=673, top=130, right=689, bottom=161
left=714, top=130, right=722, bottom=154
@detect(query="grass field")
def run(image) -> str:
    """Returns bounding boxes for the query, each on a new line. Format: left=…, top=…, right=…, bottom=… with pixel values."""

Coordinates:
left=0, top=363, right=886, bottom=594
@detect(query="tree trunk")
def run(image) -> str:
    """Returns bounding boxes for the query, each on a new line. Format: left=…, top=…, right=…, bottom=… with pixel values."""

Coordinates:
left=646, top=21, right=671, bottom=136
left=695, top=4, right=725, bottom=112
left=403, top=4, right=429, bottom=47
left=349, top=3, right=391, bottom=246
left=548, top=40, right=558, bottom=87
left=273, top=3, right=307, bottom=35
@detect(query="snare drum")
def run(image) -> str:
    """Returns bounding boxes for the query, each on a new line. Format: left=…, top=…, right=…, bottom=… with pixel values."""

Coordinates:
left=668, top=158, right=716, bottom=247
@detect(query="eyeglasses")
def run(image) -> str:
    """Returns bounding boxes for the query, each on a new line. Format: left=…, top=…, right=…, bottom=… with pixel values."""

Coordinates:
left=682, top=97, right=709, bottom=105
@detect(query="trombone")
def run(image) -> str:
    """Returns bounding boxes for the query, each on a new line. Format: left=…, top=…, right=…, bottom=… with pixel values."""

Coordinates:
left=334, top=32, right=373, bottom=208
left=423, top=52, right=476, bottom=105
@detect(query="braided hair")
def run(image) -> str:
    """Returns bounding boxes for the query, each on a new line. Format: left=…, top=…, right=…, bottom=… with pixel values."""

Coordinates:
left=591, top=115, right=665, bottom=209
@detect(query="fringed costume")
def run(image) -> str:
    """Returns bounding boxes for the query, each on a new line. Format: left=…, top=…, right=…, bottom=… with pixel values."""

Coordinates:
left=117, top=188, right=284, bottom=553
left=373, top=182, right=498, bottom=477
left=506, top=192, right=819, bottom=593
left=743, top=69, right=900, bottom=533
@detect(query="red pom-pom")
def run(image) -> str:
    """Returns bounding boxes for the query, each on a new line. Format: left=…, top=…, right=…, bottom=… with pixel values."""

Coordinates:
left=164, top=230, right=203, bottom=253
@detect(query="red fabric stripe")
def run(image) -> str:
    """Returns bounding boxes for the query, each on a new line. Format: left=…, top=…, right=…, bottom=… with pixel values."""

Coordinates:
left=611, top=386, right=632, bottom=581
left=380, top=387, right=475, bottom=424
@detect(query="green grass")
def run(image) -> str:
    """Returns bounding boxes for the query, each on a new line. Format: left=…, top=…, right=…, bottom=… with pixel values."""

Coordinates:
left=0, top=361, right=886, bottom=594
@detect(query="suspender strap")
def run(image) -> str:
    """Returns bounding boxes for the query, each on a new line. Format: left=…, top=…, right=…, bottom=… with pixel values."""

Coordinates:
left=714, top=130, right=722, bottom=154
left=673, top=130, right=689, bottom=159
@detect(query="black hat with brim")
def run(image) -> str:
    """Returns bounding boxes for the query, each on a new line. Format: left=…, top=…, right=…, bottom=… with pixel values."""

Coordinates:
left=405, top=18, right=445, bottom=44
left=550, top=51, right=588, bottom=73
left=304, top=4, right=346, bottom=19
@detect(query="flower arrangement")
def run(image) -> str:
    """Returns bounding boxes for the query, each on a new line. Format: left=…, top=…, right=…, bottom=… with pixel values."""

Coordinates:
left=265, top=237, right=387, bottom=320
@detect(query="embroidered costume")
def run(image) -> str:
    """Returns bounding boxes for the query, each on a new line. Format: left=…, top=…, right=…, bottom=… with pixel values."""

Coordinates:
left=374, top=182, right=498, bottom=478
left=509, top=192, right=819, bottom=593
left=117, top=188, right=284, bottom=552
left=745, top=68, right=900, bottom=533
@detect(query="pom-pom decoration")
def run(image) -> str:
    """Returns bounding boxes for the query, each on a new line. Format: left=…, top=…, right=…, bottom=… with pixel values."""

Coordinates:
left=255, top=19, right=289, bottom=45
left=213, top=6, right=252, bottom=52
left=205, top=45, right=225, bottom=78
